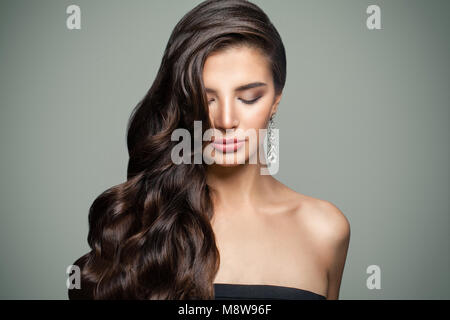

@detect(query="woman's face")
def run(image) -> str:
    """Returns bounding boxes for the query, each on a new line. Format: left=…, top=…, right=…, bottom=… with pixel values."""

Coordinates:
left=202, top=45, right=282, bottom=166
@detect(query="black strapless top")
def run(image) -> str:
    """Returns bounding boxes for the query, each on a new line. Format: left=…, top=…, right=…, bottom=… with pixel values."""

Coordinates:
left=213, top=283, right=326, bottom=300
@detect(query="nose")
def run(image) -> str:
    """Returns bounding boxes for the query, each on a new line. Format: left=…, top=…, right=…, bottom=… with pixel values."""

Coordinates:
left=211, top=97, right=239, bottom=134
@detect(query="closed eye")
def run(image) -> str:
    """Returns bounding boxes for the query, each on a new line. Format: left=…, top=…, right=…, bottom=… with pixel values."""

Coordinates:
left=240, top=96, right=262, bottom=104
left=208, top=96, right=262, bottom=105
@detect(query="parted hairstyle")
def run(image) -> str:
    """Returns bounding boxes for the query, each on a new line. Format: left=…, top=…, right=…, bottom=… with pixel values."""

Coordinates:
left=69, top=0, right=286, bottom=299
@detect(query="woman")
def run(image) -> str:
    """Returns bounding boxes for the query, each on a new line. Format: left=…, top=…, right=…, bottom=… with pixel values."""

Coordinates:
left=69, top=0, right=350, bottom=300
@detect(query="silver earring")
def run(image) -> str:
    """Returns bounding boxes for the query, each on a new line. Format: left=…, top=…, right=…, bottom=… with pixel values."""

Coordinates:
left=267, top=113, right=277, bottom=165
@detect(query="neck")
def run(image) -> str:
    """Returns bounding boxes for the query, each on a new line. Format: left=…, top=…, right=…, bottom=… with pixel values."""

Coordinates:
left=206, top=162, right=277, bottom=214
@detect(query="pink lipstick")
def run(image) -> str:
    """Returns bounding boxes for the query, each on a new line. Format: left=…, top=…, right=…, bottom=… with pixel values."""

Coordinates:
left=212, top=137, right=246, bottom=153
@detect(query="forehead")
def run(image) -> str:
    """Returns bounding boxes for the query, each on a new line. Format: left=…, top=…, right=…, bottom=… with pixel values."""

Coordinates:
left=202, top=46, right=271, bottom=89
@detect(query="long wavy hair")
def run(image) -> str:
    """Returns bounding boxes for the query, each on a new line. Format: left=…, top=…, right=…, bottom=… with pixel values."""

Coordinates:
left=69, top=0, right=286, bottom=299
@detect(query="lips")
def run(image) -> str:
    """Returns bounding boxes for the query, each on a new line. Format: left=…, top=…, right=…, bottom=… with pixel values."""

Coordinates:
left=211, top=137, right=246, bottom=153
left=214, top=137, right=246, bottom=144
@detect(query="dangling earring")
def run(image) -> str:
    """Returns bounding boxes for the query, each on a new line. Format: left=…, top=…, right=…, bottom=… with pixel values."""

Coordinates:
left=267, top=113, right=277, bottom=165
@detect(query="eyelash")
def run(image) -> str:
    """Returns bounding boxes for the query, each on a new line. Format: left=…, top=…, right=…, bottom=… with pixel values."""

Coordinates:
left=208, top=97, right=262, bottom=105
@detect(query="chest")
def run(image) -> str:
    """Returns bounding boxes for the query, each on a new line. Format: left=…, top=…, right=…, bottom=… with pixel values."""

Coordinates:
left=211, top=212, right=328, bottom=293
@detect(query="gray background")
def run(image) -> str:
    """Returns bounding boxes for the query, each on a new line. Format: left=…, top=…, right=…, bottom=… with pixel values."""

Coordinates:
left=0, top=0, right=448, bottom=299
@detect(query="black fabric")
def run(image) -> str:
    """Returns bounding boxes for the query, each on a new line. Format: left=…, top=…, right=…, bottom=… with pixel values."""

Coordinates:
left=213, top=283, right=326, bottom=300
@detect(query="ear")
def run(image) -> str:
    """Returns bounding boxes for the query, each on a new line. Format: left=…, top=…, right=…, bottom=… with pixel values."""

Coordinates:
left=271, top=92, right=282, bottom=116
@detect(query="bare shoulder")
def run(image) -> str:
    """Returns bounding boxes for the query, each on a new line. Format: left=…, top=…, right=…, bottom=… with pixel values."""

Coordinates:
left=295, top=195, right=350, bottom=245
left=272, top=179, right=351, bottom=245
left=290, top=193, right=351, bottom=279
left=297, top=197, right=351, bottom=298
left=275, top=183, right=350, bottom=298
left=273, top=180, right=351, bottom=244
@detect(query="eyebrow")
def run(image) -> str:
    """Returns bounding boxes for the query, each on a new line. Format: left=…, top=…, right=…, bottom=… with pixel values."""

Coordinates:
left=205, top=82, right=267, bottom=94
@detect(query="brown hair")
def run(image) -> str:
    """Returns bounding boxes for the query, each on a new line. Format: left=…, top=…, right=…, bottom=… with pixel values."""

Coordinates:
left=69, top=0, right=286, bottom=299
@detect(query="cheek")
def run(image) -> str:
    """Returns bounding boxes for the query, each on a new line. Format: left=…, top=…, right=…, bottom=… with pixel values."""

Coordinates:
left=240, top=107, right=271, bottom=130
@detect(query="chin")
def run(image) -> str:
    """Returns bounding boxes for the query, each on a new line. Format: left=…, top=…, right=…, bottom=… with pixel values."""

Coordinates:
left=206, top=154, right=249, bottom=167
left=215, top=162, right=244, bottom=167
